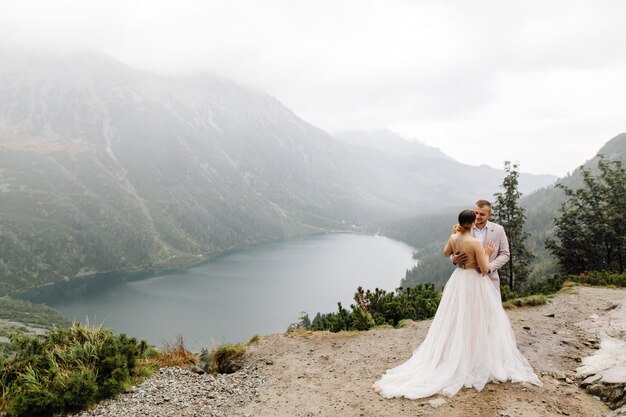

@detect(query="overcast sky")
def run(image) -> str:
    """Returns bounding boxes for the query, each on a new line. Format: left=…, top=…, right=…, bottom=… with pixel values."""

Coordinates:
left=1, top=0, right=625, bottom=176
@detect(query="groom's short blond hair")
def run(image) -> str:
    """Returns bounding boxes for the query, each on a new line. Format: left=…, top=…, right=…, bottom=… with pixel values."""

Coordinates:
left=475, top=200, right=492, bottom=212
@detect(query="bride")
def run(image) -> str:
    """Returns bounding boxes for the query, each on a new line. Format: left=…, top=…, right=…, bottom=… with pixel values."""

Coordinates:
left=373, top=210, right=542, bottom=399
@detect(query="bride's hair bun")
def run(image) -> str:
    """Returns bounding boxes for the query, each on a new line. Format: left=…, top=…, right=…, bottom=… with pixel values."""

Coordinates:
left=458, top=210, right=476, bottom=231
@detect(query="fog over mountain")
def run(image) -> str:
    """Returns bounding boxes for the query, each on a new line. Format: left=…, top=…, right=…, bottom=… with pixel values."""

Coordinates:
left=522, top=132, right=626, bottom=232
left=334, top=129, right=451, bottom=160
left=0, top=51, right=556, bottom=294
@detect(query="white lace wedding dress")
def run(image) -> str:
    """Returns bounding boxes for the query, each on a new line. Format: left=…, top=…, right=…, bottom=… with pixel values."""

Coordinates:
left=373, top=267, right=542, bottom=399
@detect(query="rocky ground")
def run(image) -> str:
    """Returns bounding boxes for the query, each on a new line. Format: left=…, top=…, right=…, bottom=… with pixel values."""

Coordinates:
left=71, top=286, right=625, bottom=417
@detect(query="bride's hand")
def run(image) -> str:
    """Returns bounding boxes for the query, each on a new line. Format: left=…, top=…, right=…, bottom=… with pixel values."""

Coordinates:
left=485, top=241, right=495, bottom=257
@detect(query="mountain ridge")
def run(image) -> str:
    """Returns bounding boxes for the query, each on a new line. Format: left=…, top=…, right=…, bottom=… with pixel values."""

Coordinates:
left=0, top=51, right=556, bottom=295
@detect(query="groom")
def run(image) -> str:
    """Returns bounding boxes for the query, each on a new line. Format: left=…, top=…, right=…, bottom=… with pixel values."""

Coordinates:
left=452, top=200, right=510, bottom=296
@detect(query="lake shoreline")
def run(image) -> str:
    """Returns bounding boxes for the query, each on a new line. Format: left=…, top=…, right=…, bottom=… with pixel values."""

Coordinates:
left=15, top=228, right=375, bottom=302
left=17, top=233, right=417, bottom=350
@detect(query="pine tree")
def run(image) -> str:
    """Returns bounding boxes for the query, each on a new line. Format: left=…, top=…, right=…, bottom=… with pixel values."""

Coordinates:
left=546, top=158, right=626, bottom=273
left=493, top=161, right=534, bottom=291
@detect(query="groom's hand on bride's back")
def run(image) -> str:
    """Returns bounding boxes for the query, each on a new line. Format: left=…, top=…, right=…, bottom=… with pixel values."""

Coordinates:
left=452, top=251, right=467, bottom=266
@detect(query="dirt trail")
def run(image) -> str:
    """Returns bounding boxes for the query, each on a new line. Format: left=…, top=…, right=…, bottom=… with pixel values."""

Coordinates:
left=236, top=286, right=625, bottom=417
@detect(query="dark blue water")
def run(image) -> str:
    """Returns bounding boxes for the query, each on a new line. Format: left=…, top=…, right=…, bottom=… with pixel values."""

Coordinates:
left=38, top=233, right=415, bottom=350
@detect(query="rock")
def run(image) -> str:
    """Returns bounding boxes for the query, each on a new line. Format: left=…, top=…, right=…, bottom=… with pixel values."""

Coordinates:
left=602, top=366, right=626, bottom=384
left=428, top=398, right=447, bottom=408
left=586, top=381, right=626, bottom=408
left=581, top=374, right=602, bottom=387
left=523, top=326, right=531, bottom=330
left=553, top=371, right=567, bottom=381
left=587, top=383, right=606, bottom=397
left=606, top=405, right=626, bottom=417
left=190, top=365, right=205, bottom=375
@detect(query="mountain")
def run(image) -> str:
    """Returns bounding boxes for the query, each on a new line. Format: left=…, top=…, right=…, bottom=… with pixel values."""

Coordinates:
left=522, top=133, right=626, bottom=231
left=333, top=129, right=451, bottom=159
left=519, top=133, right=626, bottom=279
left=386, top=133, right=626, bottom=287
left=334, top=129, right=557, bottom=195
left=0, top=51, right=555, bottom=295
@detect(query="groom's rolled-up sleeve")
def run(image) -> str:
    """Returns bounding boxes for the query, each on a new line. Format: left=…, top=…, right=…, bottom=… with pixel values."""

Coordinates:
left=489, top=230, right=510, bottom=273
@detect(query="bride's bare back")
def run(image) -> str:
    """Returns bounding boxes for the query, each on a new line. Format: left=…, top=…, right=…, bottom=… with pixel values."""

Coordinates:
left=444, top=232, right=490, bottom=274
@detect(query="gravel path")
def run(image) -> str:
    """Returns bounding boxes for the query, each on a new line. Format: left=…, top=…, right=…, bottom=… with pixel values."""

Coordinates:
left=71, top=286, right=625, bottom=417
left=71, top=365, right=264, bottom=417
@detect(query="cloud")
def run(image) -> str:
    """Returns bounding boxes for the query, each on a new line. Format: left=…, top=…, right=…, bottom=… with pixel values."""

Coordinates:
left=0, top=0, right=624, bottom=176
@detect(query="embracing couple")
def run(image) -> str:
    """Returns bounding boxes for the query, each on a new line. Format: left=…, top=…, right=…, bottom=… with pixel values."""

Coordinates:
left=373, top=200, right=542, bottom=399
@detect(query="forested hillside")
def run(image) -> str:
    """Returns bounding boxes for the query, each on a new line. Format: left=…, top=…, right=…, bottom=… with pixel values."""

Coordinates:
left=0, top=51, right=554, bottom=295
left=393, top=133, right=626, bottom=288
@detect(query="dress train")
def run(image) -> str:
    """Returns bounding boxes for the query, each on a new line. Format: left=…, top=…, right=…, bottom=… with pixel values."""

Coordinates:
left=373, top=268, right=542, bottom=399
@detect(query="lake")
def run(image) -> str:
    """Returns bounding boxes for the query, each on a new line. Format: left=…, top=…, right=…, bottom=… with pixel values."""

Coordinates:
left=28, top=233, right=416, bottom=350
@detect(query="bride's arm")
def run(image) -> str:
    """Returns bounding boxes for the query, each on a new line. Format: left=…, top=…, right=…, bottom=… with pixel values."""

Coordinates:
left=443, top=235, right=456, bottom=257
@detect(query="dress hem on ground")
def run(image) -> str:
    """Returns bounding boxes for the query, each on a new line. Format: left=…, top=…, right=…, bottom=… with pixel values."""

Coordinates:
left=373, top=268, right=542, bottom=400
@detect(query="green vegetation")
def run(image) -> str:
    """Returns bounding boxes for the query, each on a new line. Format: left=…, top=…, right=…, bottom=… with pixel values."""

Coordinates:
left=0, top=298, right=71, bottom=357
left=0, top=297, right=70, bottom=330
left=295, top=270, right=626, bottom=334
left=293, top=284, right=440, bottom=333
left=149, top=335, right=195, bottom=369
left=546, top=158, right=626, bottom=274
left=502, top=295, right=548, bottom=309
left=208, top=344, right=246, bottom=374
left=197, top=344, right=247, bottom=375
left=493, top=161, right=534, bottom=291
left=0, top=323, right=148, bottom=417
left=523, top=271, right=626, bottom=295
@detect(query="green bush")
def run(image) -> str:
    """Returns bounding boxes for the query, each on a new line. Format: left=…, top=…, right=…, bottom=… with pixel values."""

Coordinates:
left=0, top=323, right=147, bottom=417
left=522, top=274, right=569, bottom=296
left=521, top=271, right=626, bottom=296
left=578, top=270, right=626, bottom=287
left=296, top=271, right=625, bottom=335
left=208, top=344, right=246, bottom=374
left=306, top=283, right=441, bottom=333
left=499, top=284, right=518, bottom=302
left=503, top=294, right=549, bottom=309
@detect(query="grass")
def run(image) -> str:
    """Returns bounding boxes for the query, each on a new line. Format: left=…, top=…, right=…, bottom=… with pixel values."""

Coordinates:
left=553, top=286, right=579, bottom=296
left=503, top=294, right=549, bottom=309
left=396, top=319, right=414, bottom=329
left=147, top=335, right=196, bottom=369
left=208, top=344, right=246, bottom=374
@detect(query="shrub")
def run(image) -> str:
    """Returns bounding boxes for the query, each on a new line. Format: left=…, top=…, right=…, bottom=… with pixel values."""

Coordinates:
left=209, top=344, right=246, bottom=374
left=522, top=274, right=568, bottom=296
left=298, top=271, right=625, bottom=335
left=0, top=323, right=147, bottom=417
left=306, top=283, right=440, bottom=333
left=149, top=335, right=195, bottom=369
left=578, top=271, right=626, bottom=287
left=500, top=285, right=518, bottom=302
left=396, top=319, right=414, bottom=329
left=503, top=294, right=548, bottom=309
left=522, top=271, right=626, bottom=296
